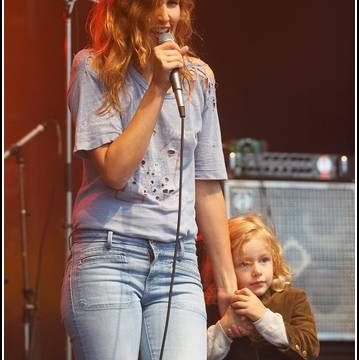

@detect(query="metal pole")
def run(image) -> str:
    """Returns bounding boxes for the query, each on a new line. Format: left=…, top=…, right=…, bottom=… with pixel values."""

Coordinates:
left=16, top=150, right=36, bottom=360
left=64, top=2, right=76, bottom=359
left=4, top=124, right=55, bottom=359
left=63, top=2, right=97, bottom=358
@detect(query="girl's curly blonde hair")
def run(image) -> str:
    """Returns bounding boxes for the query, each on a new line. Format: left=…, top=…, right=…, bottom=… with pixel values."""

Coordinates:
left=87, top=0, right=197, bottom=114
left=201, top=213, right=293, bottom=305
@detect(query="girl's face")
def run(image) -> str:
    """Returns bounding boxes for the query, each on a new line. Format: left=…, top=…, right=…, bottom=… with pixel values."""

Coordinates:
left=234, top=237, right=274, bottom=297
left=148, top=0, right=181, bottom=46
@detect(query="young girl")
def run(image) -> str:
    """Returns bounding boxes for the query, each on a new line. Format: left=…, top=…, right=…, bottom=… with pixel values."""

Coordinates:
left=204, top=213, right=320, bottom=360
left=61, top=0, right=237, bottom=359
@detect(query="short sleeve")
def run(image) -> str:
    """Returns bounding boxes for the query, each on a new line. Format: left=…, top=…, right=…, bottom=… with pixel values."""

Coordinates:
left=68, top=49, right=122, bottom=158
left=194, top=64, right=227, bottom=180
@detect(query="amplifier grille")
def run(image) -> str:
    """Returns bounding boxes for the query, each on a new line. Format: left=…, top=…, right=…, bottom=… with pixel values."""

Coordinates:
left=224, top=179, right=355, bottom=341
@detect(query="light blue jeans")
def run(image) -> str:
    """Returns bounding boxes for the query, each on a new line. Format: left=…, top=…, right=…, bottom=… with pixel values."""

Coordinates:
left=61, top=230, right=207, bottom=360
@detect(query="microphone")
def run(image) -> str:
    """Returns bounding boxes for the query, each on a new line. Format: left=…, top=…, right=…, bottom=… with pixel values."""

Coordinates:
left=158, top=32, right=185, bottom=118
left=4, top=120, right=56, bottom=159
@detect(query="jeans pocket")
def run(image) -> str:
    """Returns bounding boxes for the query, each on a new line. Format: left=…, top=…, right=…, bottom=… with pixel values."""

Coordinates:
left=72, top=248, right=133, bottom=310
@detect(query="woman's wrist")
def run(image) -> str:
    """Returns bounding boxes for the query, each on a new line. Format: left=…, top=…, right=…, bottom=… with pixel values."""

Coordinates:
left=148, top=80, right=169, bottom=97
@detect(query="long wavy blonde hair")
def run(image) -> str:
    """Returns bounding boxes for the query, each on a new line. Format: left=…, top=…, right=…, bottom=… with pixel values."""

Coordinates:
left=201, top=213, right=293, bottom=305
left=87, top=0, right=197, bottom=114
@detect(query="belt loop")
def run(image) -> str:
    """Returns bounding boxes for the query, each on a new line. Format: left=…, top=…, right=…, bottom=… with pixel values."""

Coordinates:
left=67, top=229, right=76, bottom=252
left=106, top=230, right=113, bottom=249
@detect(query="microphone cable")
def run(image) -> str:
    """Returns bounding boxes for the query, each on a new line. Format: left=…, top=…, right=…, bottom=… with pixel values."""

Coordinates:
left=159, top=112, right=185, bottom=360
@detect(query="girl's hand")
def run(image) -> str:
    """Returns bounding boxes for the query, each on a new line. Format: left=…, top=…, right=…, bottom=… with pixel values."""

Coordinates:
left=231, top=288, right=267, bottom=322
left=226, top=323, right=254, bottom=339
left=219, top=302, right=255, bottom=339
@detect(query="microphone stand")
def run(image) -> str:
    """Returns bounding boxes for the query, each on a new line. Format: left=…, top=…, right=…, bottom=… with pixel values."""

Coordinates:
left=63, top=1, right=97, bottom=358
left=16, top=149, right=36, bottom=360
left=4, top=141, right=39, bottom=359
left=4, top=120, right=61, bottom=359
left=4, top=122, right=49, bottom=160
left=64, top=3, right=76, bottom=359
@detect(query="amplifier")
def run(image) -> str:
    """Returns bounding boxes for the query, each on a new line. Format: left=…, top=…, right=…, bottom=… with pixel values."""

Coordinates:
left=224, top=179, right=355, bottom=340
left=227, top=151, right=354, bottom=181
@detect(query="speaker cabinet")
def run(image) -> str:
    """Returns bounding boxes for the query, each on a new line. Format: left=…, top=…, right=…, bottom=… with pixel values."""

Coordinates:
left=223, top=179, right=355, bottom=341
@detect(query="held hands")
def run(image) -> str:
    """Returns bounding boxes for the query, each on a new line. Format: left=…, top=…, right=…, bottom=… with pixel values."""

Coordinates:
left=219, top=288, right=268, bottom=339
left=231, top=287, right=267, bottom=322
left=152, top=41, right=189, bottom=91
left=219, top=304, right=254, bottom=339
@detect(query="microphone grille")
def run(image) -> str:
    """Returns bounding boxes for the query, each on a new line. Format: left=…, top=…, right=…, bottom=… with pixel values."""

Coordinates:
left=158, top=32, right=174, bottom=44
